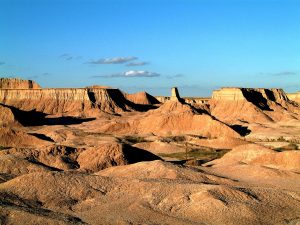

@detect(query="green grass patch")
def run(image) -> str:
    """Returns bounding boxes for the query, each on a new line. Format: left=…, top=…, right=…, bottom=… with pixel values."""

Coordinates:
left=122, top=135, right=148, bottom=144
left=160, top=136, right=186, bottom=143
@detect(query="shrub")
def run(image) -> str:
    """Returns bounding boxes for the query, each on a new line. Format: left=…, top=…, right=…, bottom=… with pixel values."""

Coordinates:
left=123, top=135, right=147, bottom=144
left=161, top=135, right=186, bottom=143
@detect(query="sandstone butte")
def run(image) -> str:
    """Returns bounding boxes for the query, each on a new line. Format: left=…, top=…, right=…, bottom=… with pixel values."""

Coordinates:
left=0, top=77, right=41, bottom=89
left=0, top=77, right=300, bottom=225
left=287, top=91, right=300, bottom=103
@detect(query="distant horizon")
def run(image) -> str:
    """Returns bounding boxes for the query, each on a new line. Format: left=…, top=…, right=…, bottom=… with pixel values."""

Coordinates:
left=1, top=76, right=298, bottom=98
left=1, top=0, right=299, bottom=97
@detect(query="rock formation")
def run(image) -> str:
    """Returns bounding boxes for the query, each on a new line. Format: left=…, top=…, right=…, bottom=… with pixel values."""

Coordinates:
left=1, top=160, right=299, bottom=225
left=95, top=100, right=241, bottom=138
left=170, top=87, right=182, bottom=101
left=0, top=87, right=134, bottom=116
left=0, top=127, right=51, bottom=147
left=77, top=142, right=161, bottom=173
left=0, top=78, right=41, bottom=89
left=125, top=91, right=160, bottom=105
left=0, top=78, right=162, bottom=117
left=287, top=91, right=300, bottom=104
left=205, top=143, right=300, bottom=172
left=0, top=104, right=16, bottom=126
left=1, top=79, right=300, bottom=225
left=210, top=87, right=300, bottom=124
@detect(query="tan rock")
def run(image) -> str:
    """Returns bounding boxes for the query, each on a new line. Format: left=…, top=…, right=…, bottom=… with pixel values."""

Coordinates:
left=287, top=91, right=300, bottom=103
left=170, top=87, right=181, bottom=101
left=77, top=142, right=161, bottom=173
left=0, top=78, right=41, bottom=89
left=210, top=87, right=300, bottom=124
left=125, top=91, right=160, bottom=105
left=0, top=127, right=51, bottom=147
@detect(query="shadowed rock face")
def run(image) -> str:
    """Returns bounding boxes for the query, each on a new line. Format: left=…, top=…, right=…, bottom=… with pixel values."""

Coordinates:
left=0, top=88, right=132, bottom=116
left=125, top=91, right=160, bottom=105
left=212, top=87, right=290, bottom=103
left=0, top=103, right=95, bottom=126
left=171, top=87, right=181, bottom=101
left=0, top=79, right=160, bottom=116
left=0, top=78, right=41, bottom=89
left=210, top=87, right=300, bottom=124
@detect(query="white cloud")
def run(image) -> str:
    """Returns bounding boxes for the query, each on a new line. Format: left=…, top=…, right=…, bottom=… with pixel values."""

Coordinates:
left=126, top=61, right=149, bottom=66
left=91, top=70, right=160, bottom=78
left=88, top=56, right=137, bottom=64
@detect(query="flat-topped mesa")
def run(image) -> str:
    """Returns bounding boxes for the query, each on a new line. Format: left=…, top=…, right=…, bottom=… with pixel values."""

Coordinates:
left=212, top=88, right=245, bottom=101
left=209, top=87, right=300, bottom=124
left=170, top=87, right=182, bottom=101
left=85, top=85, right=113, bottom=89
left=0, top=78, right=144, bottom=116
left=212, top=87, right=290, bottom=104
left=0, top=78, right=41, bottom=89
left=287, top=91, right=300, bottom=104
left=0, top=87, right=132, bottom=116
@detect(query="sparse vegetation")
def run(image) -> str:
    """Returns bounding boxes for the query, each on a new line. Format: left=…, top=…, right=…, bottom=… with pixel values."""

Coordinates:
left=122, top=135, right=148, bottom=144
left=0, top=146, right=10, bottom=150
left=274, top=143, right=299, bottom=152
left=253, top=136, right=300, bottom=144
left=277, top=136, right=285, bottom=142
left=160, top=135, right=186, bottom=143
left=158, top=147, right=230, bottom=164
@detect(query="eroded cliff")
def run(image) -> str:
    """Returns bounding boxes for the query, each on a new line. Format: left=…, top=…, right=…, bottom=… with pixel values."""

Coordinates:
left=0, top=87, right=135, bottom=116
left=287, top=92, right=300, bottom=104
left=0, top=78, right=41, bottom=89
left=210, top=87, right=300, bottom=124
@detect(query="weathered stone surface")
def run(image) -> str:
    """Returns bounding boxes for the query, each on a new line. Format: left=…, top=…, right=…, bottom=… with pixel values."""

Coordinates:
left=210, top=87, right=300, bottom=124
left=170, top=87, right=181, bottom=101
left=0, top=78, right=41, bottom=89
left=287, top=91, right=300, bottom=103
left=125, top=91, right=160, bottom=105
left=0, top=88, right=132, bottom=116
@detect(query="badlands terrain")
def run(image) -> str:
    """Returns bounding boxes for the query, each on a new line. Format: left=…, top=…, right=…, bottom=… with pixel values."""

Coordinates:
left=0, top=77, right=300, bottom=225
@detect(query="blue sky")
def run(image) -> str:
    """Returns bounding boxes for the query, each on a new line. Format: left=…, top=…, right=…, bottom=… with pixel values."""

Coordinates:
left=0, top=0, right=299, bottom=96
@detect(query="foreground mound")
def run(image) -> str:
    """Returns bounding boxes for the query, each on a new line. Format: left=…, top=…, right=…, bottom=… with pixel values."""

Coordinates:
left=97, top=160, right=234, bottom=185
left=0, top=142, right=161, bottom=173
left=139, top=101, right=240, bottom=137
left=205, top=143, right=300, bottom=172
left=77, top=142, right=161, bottom=172
left=0, top=104, right=17, bottom=126
left=0, top=127, right=51, bottom=147
left=98, top=100, right=240, bottom=138
left=1, top=161, right=300, bottom=224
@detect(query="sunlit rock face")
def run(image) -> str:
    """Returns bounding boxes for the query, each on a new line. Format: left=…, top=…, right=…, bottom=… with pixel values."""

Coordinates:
left=287, top=91, right=300, bottom=104
left=210, top=87, right=300, bottom=124
left=0, top=78, right=41, bottom=89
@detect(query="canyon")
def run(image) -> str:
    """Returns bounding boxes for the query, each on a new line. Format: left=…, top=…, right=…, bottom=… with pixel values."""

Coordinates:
left=0, top=78, right=300, bottom=225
